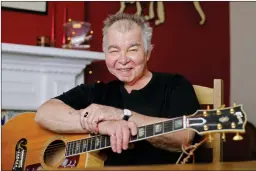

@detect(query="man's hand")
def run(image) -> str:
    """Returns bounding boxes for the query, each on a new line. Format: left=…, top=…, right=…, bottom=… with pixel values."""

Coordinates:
left=98, top=120, right=137, bottom=154
left=80, top=104, right=123, bottom=134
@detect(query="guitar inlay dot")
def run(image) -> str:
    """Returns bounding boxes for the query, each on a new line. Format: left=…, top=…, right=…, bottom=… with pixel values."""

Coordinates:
left=95, top=137, right=100, bottom=148
left=174, top=119, right=182, bottom=129
left=138, top=128, right=145, bottom=137
left=155, top=124, right=162, bottom=133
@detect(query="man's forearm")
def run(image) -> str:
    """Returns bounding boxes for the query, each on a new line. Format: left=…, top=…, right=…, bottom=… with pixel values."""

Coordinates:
left=129, top=111, right=167, bottom=126
left=43, top=102, right=194, bottom=151
left=147, top=130, right=195, bottom=152
left=120, top=109, right=195, bottom=151
left=35, top=99, right=87, bottom=134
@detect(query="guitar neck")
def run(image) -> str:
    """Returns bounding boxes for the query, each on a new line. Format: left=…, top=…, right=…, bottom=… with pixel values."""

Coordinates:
left=65, top=116, right=185, bottom=157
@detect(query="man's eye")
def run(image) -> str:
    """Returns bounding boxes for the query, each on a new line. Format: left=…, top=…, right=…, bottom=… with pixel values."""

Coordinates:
left=109, top=50, right=118, bottom=53
left=129, top=49, right=138, bottom=52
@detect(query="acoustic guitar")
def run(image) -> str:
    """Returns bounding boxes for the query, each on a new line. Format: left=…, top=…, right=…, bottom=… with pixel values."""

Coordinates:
left=2, top=105, right=247, bottom=171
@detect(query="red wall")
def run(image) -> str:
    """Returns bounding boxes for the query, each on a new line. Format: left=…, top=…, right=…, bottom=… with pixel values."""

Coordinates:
left=2, top=1, right=230, bottom=105
left=2, top=2, right=85, bottom=47
left=85, top=1, right=230, bottom=105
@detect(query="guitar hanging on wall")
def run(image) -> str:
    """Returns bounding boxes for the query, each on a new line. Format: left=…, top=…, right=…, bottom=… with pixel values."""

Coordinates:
left=2, top=104, right=247, bottom=170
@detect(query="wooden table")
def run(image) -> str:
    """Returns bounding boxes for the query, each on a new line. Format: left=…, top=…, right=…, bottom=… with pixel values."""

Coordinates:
left=83, top=161, right=256, bottom=170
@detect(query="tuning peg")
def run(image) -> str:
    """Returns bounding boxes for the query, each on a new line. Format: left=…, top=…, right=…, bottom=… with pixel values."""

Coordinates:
left=220, top=104, right=226, bottom=109
left=217, top=109, right=221, bottom=115
left=203, top=106, right=210, bottom=117
left=230, top=108, right=235, bottom=114
left=208, top=134, right=213, bottom=142
left=217, top=123, right=222, bottom=130
left=230, top=103, right=237, bottom=114
left=203, top=110, right=208, bottom=117
left=233, top=133, right=243, bottom=141
left=231, top=122, right=236, bottom=128
left=203, top=105, right=210, bottom=117
left=222, top=133, right=226, bottom=142
left=217, top=104, right=225, bottom=115
left=204, top=125, right=209, bottom=131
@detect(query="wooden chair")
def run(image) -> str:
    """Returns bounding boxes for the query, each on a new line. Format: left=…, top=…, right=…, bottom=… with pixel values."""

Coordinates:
left=193, top=79, right=224, bottom=163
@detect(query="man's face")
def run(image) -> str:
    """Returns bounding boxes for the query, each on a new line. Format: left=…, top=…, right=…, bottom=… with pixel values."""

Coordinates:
left=105, top=22, right=150, bottom=84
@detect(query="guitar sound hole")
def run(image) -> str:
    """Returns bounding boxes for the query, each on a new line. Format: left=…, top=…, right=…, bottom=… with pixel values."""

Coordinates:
left=44, top=140, right=66, bottom=167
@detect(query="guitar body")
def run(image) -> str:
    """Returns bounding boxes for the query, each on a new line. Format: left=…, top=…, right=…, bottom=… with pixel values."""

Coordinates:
left=2, top=105, right=247, bottom=170
left=2, top=113, right=104, bottom=171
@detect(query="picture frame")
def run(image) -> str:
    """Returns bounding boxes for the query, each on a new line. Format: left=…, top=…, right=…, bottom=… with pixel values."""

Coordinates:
left=2, top=2, right=48, bottom=15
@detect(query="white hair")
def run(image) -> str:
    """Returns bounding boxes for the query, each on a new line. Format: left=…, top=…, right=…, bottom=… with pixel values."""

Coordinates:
left=102, top=13, right=153, bottom=54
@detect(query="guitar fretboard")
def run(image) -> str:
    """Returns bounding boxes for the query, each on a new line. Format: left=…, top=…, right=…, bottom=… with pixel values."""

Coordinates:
left=65, top=117, right=184, bottom=157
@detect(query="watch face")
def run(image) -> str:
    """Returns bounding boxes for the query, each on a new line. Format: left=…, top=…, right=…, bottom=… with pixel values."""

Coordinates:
left=124, top=109, right=132, bottom=116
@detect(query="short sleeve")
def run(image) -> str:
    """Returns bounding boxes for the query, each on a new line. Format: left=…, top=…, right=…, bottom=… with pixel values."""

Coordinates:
left=54, top=83, right=96, bottom=110
left=163, top=74, right=200, bottom=118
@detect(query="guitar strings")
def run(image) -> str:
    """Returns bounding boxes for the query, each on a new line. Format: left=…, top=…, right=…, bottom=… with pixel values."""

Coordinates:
left=17, top=123, right=179, bottom=156
left=19, top=115, right=218, bottom=157
left=31, top=113, right=208, bottom=152
left=41, top=119, right=218, bottom=156
left=41, top=122, right=178, bottom=151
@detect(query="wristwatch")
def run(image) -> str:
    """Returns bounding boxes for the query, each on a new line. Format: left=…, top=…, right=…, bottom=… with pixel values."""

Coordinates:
left=122, top=109, right=132, bottom=121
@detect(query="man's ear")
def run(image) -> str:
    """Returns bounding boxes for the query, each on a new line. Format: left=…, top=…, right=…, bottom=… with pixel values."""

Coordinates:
left=146, top=47, right=153, bottom=61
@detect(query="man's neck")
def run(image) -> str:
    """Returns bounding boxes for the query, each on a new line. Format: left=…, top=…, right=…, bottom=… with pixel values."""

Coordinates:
left=124, top=70, right=152, bottom=93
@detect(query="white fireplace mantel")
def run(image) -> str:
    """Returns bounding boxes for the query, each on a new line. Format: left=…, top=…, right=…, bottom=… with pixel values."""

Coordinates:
left=2, top=43, right=105, bottom=111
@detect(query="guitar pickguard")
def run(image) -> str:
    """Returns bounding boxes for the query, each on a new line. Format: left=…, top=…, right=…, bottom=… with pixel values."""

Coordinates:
left=25, top=155, right=80, bottom=170
left=58, top=155, right=80, bottom=168
left=12, top=138, right=27, bottom=171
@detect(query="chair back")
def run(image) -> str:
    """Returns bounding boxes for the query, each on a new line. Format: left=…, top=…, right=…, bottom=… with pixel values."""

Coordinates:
left=193, top=79, right=224, bottom=163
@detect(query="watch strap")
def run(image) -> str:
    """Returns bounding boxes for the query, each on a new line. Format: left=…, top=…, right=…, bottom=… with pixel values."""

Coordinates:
left=122, top=115, right=130, bottom=121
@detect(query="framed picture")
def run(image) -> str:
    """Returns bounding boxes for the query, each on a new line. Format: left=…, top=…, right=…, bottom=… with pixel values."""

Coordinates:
left=2, top=2, right=48, bottom=15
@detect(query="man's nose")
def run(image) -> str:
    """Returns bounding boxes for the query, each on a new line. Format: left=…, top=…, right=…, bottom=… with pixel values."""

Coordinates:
left=118, top=52, right=130, bottom=65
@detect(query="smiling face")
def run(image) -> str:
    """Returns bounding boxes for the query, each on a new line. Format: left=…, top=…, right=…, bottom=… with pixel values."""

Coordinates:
left=105, top=20, right=151, bottom=85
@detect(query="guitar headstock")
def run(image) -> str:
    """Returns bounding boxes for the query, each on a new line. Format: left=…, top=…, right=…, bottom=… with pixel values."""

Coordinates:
left=188, top=104, right=247, bottom=141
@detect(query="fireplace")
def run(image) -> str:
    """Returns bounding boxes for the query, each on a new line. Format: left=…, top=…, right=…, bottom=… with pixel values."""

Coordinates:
left=1, top=43, right=104, bottom=125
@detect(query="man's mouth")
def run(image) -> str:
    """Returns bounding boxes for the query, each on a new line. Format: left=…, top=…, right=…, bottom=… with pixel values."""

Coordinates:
left=118, top=68, right=132, bottom=72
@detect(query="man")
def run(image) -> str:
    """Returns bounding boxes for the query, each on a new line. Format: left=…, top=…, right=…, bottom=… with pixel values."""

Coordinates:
left=35, top=13, right=200, bottom=166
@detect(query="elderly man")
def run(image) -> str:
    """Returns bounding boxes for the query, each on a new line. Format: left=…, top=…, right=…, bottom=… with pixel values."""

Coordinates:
left=35, top=13, right=200, bottom=166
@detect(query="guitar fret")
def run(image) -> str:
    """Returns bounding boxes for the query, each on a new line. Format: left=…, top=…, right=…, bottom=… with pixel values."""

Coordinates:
left=100, top=136, right=106, bottom=148
left=79, top=139, right=84, bottom=153
left=70, top=141, right=74, bottom=155
left=172, top=120, right=174, bottom=131
left=95, top=136, right=101, bottom=149
left=76, top=140, right=80, bottom=153
left=83, top=139, right=88, bottom=152
left=146, top=124, right=154, bottom=137
left=69, top=141, right=73, bottom=155
left=164, top=120, right=173, bottom=133
left=72, top=141, right=76, bottom=155
left=87, top=138, right=92, bottom=151
left=69, top=141, right=72, bottom=155
left=66, top=142, right=70, bottom=156
left=106, top=136, right=110, bottom=147
left=91, top=137, right=96, bottom=150
left=66, top=142, right=69, bottom=156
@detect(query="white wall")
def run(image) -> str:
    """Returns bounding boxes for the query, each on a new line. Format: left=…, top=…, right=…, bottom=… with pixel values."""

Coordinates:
left=230, top=2, right=256, bottom=127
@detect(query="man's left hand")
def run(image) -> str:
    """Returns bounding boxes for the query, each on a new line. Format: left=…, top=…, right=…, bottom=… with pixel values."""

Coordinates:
left=80, top=103, right=123, bottom=134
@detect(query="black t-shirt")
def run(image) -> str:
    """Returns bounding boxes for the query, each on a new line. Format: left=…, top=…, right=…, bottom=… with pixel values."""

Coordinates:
left=54, top=72, right=200, bottom=166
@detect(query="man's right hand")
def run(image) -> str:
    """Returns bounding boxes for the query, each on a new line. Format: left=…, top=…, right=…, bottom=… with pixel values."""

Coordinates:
left=98, top=120, right=137, bottom=154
